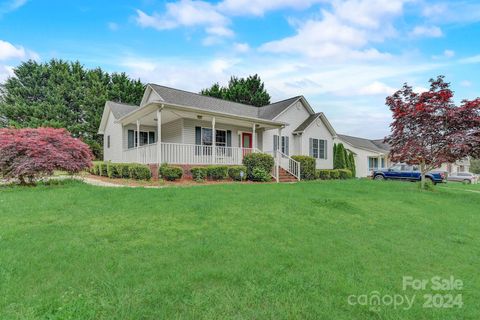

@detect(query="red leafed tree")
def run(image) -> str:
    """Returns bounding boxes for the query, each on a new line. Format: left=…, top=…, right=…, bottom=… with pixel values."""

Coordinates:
left=0, top=127, right=93, bottom=184
left=385, top=76, right=480, bottom=188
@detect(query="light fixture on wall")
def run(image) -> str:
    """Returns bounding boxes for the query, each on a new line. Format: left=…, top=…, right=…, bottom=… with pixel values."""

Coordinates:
left=197, top=115, right=203, bottom=120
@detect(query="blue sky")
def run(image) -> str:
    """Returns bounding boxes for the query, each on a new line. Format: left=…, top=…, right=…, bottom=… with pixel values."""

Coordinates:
left=1, top=0, right=480, bottom=138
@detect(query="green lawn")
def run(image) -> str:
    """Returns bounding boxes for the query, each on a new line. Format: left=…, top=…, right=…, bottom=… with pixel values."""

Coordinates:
left=0, top=180, right=479, bottom=319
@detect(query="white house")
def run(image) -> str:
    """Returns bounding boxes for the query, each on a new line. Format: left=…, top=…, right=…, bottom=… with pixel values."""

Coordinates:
left=98, top=84, right=337, bottom=181
left=336, top=134, right=471, bottom=178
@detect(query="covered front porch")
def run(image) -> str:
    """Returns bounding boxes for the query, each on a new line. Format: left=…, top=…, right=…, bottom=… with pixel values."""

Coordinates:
left=118, top=102, right=283, bottom=166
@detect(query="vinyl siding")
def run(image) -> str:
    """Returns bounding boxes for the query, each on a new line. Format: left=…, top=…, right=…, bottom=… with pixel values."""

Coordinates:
left=302, top=117, right=334, bottom=169
left=103, top=111, right=123, bottom=162
left=262, top=100, right=311, bottom=153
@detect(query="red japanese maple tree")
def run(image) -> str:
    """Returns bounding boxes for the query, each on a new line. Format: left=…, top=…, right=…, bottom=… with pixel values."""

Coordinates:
left=0, top=127, right=93, bottom=184
left=385, top=76, right=480, bottom=188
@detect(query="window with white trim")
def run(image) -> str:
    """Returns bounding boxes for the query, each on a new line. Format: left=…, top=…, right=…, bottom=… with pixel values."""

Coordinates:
left=127, top=130, right=156, bottom=149
left=273, top=135, right=289, bottom=155
left=309, top=138, right=327, bottom=159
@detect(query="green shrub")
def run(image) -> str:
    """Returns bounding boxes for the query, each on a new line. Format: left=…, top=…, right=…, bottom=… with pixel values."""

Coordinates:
left=128, top=164, right=151, bottom=180
left=316, top=169, right=330, bottom=180
left=107, top=163, right=130, bottom=178
left=329, top=169, right=340, bottom=180
left=191, top=167, right=208, bottom=182
left=206, top=166, right=228, bottom=180
left=90, top=162, right=101, bottom=175
left=242, top=153, right=274, bottom=180
left=251, top=167, right=271, bottom=182
left=418, top=179, right=435, bottom=191
left=97, top=162, right=108, bottom=176
left=228, top=166, right=247, bottom=181
left=159, top=164, right=183, bottom=181
left=338, top=169, right=353, bottom=179
left=291, top=155, right=316, bottom=180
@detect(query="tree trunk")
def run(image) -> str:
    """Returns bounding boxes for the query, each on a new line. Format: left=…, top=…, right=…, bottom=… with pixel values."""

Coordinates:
left=420, top=161, right=426, bottom=190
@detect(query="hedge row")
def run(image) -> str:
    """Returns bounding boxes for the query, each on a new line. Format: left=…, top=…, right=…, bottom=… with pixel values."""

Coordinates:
left=190, top=165, right=248, bottom=182
left=242, top=153, right=274, bottom=182
left=90, top=162, right=151, bottom=180
left=316, top=168, right=353, bottom=180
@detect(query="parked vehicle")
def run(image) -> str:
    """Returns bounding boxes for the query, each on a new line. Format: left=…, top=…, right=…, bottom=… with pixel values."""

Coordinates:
left=373, top=164, right=446, bottom=184
left=447, top=172, right=478, bottom=184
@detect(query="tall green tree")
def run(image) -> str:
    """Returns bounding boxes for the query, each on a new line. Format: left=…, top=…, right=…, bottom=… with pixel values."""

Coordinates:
left=0, top=59, right=144, bottom=158
left=471, top=159, right=480, bottom=174
left=334, top=143, right=347, bottom=169
left=348, top=152, right=356, bottom=177
left=201, top=74, right=271, bottom=107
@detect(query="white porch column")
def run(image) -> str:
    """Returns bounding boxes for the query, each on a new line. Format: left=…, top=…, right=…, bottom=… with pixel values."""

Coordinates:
left=276, top=127, right=282, bottom=183
left=136, top=120, right=140, bottom=163
left=212, top=117, right=216, bottom=164
left=252, top=123, right=256, bottom=150
left=156, top=107, right=162, bottom=164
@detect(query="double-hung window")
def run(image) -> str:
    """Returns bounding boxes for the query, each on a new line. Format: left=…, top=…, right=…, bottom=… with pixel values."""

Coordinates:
left=127, top=130, right=156, bottom=149
left=273, top=135, right=289, bottom=155
left=309, top=138, right=327, bottom=159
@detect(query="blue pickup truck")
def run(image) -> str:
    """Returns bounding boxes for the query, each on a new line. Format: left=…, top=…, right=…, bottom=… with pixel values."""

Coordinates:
left=372, top=164, right=446, bottom=184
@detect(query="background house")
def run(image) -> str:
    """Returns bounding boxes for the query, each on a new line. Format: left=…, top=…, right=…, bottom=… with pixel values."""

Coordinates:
left=336, top=134, right=471, bottom=178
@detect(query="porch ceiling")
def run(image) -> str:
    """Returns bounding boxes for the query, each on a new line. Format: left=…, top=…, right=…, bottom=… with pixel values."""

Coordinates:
left=118, top=103, right=285, bottom=130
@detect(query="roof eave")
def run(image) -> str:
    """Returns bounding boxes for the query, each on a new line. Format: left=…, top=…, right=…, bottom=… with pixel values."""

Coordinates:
left=117, top=101, right=287, bottom=128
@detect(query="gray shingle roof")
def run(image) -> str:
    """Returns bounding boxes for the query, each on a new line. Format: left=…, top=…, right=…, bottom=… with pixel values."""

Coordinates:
left=371, top=139, right=391, bottom=151
left=149, top=84, right=260, bottom=118
left=293, top=113, right=322, bottom=133
left=338, top=134, right=390, bottom=153
left=258, top=96, right=302, bottom=119
left=107, top=101, right=138, bottom=119
left=148, top=84, right=301, bottom=120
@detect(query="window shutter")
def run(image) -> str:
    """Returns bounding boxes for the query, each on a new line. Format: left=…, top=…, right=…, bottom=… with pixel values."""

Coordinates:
left=149, top=132, right=155, bottom=144
left=226, top=130, right=232, bottom=147
left=324, top=140, right=327, bottom=159
left=195, top=126, right=201, bottom=145
left=309, top=138, right=313, bottom=157
left=273, top=135, right=278, bottom=151
left=286, top=136, right=289, bottom=155
left=128, top=130, right=134, bottom=149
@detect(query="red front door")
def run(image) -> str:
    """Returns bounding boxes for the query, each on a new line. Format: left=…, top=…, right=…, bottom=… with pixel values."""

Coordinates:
left=242, top=132, right=252, bottom=148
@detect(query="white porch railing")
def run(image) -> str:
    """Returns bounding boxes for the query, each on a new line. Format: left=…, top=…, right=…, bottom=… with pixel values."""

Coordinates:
left=277, top=150, right=301, bottom=180
left=265, top=150, right=301, bottom=181
left=123, top=142, right=256, bottom=166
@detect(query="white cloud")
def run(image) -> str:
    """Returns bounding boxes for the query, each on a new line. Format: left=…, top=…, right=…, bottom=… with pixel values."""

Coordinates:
left=422, top=2, right=480, bottom=24
left=108, top=22, right=119, bottom=31
left=233, top=42, right=250, bottom=53
left=135, top=0, right=232, bottom=40
left=357, top=81, right=396, bottom=96
left=443, top=49, right=454, bottom=58
left=0, top=0, right=27, bottom=17
left=413, top=86, right=428, bottom=93
left=0, top=40, right=26, bottom=60
left=0, top=65, right=14, bottom=82
left=332, top=0, right=405, bottom=29
left=410, top=25, right=443, bottom=38
left=218, top=0, right=326, bottom=16
left=459, top=55, right=480, bottom=64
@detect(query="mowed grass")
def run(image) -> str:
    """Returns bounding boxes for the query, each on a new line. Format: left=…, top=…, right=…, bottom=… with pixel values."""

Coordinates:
left=0, top=180, right=479, bottom=319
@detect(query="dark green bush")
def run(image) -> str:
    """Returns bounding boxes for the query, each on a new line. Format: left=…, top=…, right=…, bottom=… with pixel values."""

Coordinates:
left=128, top=164, right=152, bottom=180
left=251, top=167, right=271, bottom=182
left=242, top=153, right=274, bottom=180
left=316, top=169, right=331, bottom=180
left=98, top=162, right=108, bottom=176
left=159, top=164, right=183, bottom=181
left=191, top=167, right=208, bottom=182
left=291, top=155, right=316, bottom=180
left=329, top=169, right=340, bottom=180
left=107, top=163, right=130, bottom=178
left=228, top=166, right=247, bottom=181
left=206, top=166, right=228, bottom=180
left=338, top=169, right=353, bottom=179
